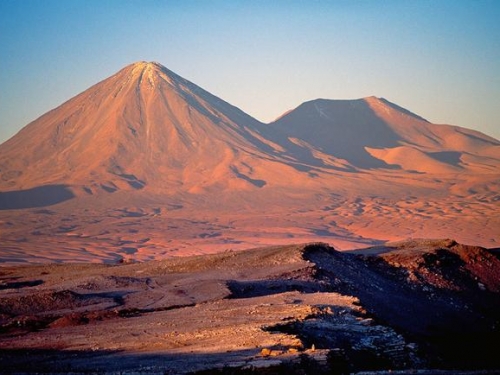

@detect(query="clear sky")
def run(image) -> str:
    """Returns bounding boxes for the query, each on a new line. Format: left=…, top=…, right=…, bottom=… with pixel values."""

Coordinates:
left=1, top=0, right=499, bottom=144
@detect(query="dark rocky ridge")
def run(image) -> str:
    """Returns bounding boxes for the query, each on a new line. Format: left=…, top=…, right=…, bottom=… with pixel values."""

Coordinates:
left=1, top=239, right=499, bottom=374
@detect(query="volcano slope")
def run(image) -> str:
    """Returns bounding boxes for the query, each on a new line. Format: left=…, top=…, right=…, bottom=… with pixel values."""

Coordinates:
left=0, top=61, right=499, bottom=263
left=1, top=239, right=499, bottom=374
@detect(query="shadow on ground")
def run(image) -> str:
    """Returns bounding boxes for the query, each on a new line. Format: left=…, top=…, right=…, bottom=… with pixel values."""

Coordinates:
left=0, top=348, right=344, bottom=375
left=0, top=185, right=74, bottom=210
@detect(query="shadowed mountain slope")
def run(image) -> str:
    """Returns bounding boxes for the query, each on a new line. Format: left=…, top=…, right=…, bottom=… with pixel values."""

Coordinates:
left=270, top=97, right=500, bottom=173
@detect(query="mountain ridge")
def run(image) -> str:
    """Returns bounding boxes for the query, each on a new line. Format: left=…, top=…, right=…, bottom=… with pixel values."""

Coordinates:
left=1, top=61, right=498, bottom=186
left=1, top=60, right=499, bottom=196
left=270, top=95, right=500, bottom=172
left=0, top=61, right=499, bottom=259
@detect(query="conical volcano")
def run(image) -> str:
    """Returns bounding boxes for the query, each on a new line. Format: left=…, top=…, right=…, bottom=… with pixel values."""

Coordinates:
left=0, top=62, right=290, bottom=195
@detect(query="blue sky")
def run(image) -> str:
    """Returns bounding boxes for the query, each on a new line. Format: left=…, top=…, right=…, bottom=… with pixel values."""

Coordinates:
left=1, top=0, right=499, bottom=143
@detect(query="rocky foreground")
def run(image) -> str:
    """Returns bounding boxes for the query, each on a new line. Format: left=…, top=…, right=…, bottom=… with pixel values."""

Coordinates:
left=1, top=239, right=499, bottom=374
